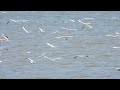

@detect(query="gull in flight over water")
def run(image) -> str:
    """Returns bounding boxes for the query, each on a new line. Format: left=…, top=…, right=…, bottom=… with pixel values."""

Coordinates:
left=60, top=27, right=78, bottom=31
left=0, top=60, right=2, bottom=63
left=78, top=20, right=93, bottom=29
left=7, top=19, right=18, bottom=24
left=73, top=55, right=89, bottom=59
left=111, top=17, right=119, bottom=20
left=106, top=35, right=119, bottom=37
left=38, top=28, right=45, bottom=32
left=115, top=31, right=120, bottom=35
left=23, top=27, right=30, bottom=33
left=2, top=12, right=7, bottom=14
left=7, top=19, right=16, bottom=24
left=64, top=19, right=75, bottom=23
left=113, top=47, right=120, bottom=49
left=27, top=58, right=36, bottom=64
left=106, top=35, right=114, bottom=37
left=7, top=19, right=29, bottom=24
left=81, top=18, right=94, bottom=21
left=54, top=30, right=74, bottom=40
left=0, top=33, right=9, bottom=42
left=69, top=19, right=75, bottom=22
left=43, top=56, right=61, bottom=62
left=56, top=35, right=74, bottom=40
left=27, top=51, right=31, bottom=54
left=39, top=52, right=46, bottom=58
left=46, top=43, right=57, bottom=48
left=52, top=31, right=69, bottom=40
left=116, top=68, right=120, bottom=71
left=39, top=52, right=61, bottom=62
left=53, top=30, right=61, bottom=34
left=56, top=36, right=74, bottom=38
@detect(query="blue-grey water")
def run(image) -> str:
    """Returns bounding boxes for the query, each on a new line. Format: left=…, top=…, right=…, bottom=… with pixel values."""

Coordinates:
left=0, top=11, right=120, bottom=79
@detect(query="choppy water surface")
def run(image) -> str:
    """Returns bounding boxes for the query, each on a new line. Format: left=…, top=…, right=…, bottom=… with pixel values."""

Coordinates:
left=1, top=11, right=120, bottom=79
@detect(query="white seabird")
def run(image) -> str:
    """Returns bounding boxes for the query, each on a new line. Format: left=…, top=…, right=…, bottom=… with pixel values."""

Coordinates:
left=74, top=55, right=89, bottom=59
left=60, top=27, right=78, bottom=31
left=81, top=18, right=94, bottom=21
left=116, top=68, right=120, bottom=71
left=69, top=19, right=75, bottom=22
left=27, top=51, right=31, bottom=53
left=56, top=36, right=74, bottom=39
left=27, top=58, right=36, bottom=64
left=46, top=43, right=57, bottom=48
left=78, top=20, right=93, bottom=29
left=106, top=35, right=114, bottom=37
left=0, top=33, right=9, bottom=41
left=43, top=55, right=61, bottom=62
left=39, top=53, right=61, bottom=62
left=39, top=52, right=46, bottom=58
left=39, top=28, right=45, bottom=32
left=113, top=47, right=120, bottom=49
left=115, top=31, right=120, bottom=35
left=23, top=27, right=30, bottom=33
left=7, top=19, right=29, bottom=24
left=2, top=12, right=7, bottom=14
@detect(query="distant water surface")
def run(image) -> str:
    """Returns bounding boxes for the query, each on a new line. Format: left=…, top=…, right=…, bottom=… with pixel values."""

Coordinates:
left=0, top=11, right=120, bottom=79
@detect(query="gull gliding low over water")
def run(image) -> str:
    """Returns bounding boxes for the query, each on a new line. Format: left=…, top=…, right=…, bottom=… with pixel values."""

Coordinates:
left=73, top=55, right=89, bottom=59
left=38, top=52, right=61, bottom=62
left=60, top=27, right=78, bottom=31
left=69, top=19, right=75, bottom=22
left=7, top=19, right=29, bottom=24
left=23, top=27, right=30, bottom=33
left=78, top=20, right=93, bottom=29
left=0, top=33, right=9, bottom=42
left=46, top=43, right=57, bottom=48
left=27, top=58, right=36, bottom=64
left=38, top=28, right=45, bottom=32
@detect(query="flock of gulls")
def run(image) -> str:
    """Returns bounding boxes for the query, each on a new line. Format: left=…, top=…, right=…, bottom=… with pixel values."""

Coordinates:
left=0, top=12, right=120, bottom=72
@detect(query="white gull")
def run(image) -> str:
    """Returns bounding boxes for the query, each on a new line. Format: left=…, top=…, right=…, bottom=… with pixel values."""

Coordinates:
left=78, top=20, right=93, bottom=29
left=39, top=28, right=45, bottom=32
left=0, top=33, right=9, bottom=41
left=23, top=27, right=30, bottom=33
left=46, top=43, right=57, bottom=48
left=27, top=58, right=36, bottom=64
